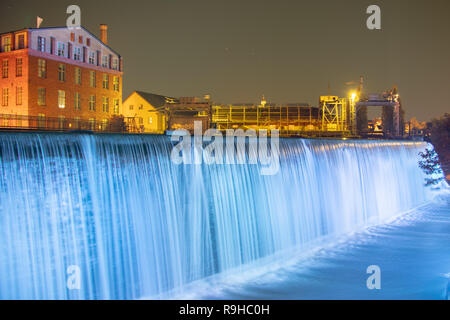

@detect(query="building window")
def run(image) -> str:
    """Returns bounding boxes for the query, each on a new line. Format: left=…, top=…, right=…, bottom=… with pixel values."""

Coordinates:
left=16, top=86, right=22, bottom=105
left=113, top=99, right=120, bottom=114
left=89, top=71, right=96, bottom=88
left=74, top=117, right=80, bottom=129
left=37, top=37, right=46, bottom=52
left=86, top=38, right=91, bottom=47
left=57, top=42, right=66, bottom=57
left=88, top=118, right=95, bottom=130
left=148, top=117, right=153, bottom=124
left=113, top=76, right=119, bottom=92
left=38, top=59, right=46, bottom=78
left=129, top=105, right=134, bottom=111
left=58, top=64, right=66, bottom=82
left=38, top=88, right=46, bottom=106
left=102, top=55, right=108, bottom=68
left=102, top=96, right=109, bottom=113
left=112, top=58, right=119, bottom=70
left=74, top=92, right=81, bottom=110
left=89, top=95, right=96, bottom=111
left=38, top=114, right=46, bottom=128
left=78, top=36, right=83, bottom=44
left=58, top=90, right=66, bottom=109
left=2, top=88, right=8, bottom=106
left=73, top=47, right=81, bottom=61
left=58, top=115, right=65, bottom=130
left=88, top=51, right=95, bottom=64
left=75, top=67, right=81, bottom=85
left=2, top=60, right=8, bottom=78
left=101, top=119, right=108, bottom=131
left=102, top=74, right=109, bottom=89
left=17, top=35, right=25, bottom=49
left=70, top=33, right=75, bottom=42
left=139, top=104, right=143, bottom=110
left=16, top=58, right=23, bottom=77
left=2, top=36, right=11, bottom=52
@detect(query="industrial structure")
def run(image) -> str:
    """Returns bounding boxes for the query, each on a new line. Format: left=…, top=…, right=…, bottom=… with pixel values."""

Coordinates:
left=212, top=96, right=320, bottom=135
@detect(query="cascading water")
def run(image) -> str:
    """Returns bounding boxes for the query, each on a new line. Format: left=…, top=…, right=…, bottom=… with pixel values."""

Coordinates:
left=0, top=133, right=431, bottom=300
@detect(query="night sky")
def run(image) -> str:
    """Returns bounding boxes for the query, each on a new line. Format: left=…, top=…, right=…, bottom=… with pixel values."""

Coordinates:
left=1, top=0, right=449, bottom=121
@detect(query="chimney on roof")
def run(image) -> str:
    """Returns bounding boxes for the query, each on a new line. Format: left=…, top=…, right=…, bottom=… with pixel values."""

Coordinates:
left=100, top=24, right=108, bottom=44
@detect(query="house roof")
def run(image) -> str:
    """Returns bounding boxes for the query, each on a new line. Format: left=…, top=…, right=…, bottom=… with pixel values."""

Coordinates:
left=134, top=91, right=178, bottom=109
left=0, top=26, right=121, bottom=57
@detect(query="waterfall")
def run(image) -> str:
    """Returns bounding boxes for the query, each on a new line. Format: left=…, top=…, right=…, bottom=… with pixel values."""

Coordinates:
left=0, top=133, right=430, bottom=300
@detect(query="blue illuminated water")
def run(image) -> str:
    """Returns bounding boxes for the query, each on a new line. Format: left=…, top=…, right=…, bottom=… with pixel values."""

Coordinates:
left=0, top=133, right=443, bottom=300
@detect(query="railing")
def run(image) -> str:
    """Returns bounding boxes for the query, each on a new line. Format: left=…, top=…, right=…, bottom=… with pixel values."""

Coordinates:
left=0, top=114, right=136, bottom=133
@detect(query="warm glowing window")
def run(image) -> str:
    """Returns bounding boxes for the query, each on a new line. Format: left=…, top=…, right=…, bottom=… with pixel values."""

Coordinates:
left=16, top=58, right=23, bottom=77
left=75, top=67, right=81, bottom=85
left=89, top=71, right=96, bottom=88
left=101, top=119, right=108, bottom=130
left=2, top=60, right=8, bottom=78
left=58, top=115, right=65, bottom=130
left=16, top=86, right=22, bottom=105
left=38, top=114, right=46, bottom=128
left=113, top=99, right=120, bottom=114
left=2, top=36, right=11, bottom=52
left=89, top=95, right=96, bottom=111
left=38, top=88, right=46, bottom=106
left=74, top=92, right=81, bottom=110
left=102, top=96, right=109, bottom=113
left=58, top=64, right=66, bottom=82
left=58, top=90, right=66, bottom=109
left=102, top=74, right=109, bottom=89
left=113, top=76, right=119, bottom=92
left=2, top=88, right=8, bottom=106
left=38, top=59, right=46, bottom=78
left=88, top=118, right=95, bottom=130
left=148, top=117, right=153, bottom=124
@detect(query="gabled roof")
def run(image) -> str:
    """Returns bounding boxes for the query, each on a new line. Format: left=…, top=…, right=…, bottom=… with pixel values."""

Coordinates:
left=134, top=91, right=179, bottom=109
left=0, top=26, right=121, bottom=57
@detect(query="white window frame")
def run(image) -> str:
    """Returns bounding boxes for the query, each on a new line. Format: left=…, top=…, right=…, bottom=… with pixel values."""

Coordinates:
left=73, top=47, right=81, bottom=61
left=57, top=42, right=66, bottom=57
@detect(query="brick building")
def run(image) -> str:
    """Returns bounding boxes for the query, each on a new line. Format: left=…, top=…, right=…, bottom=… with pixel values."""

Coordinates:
left=0, top=24, right=123, bottom=130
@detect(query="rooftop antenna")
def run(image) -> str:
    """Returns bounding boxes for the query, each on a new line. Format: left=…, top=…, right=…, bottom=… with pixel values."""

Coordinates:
left=358, top=76, right=364, bottom=95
